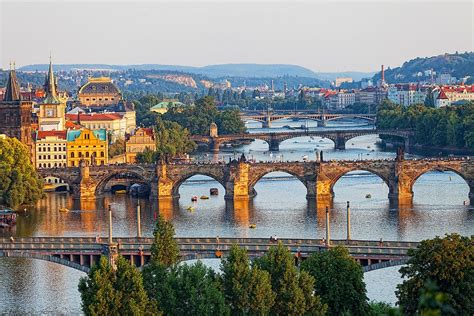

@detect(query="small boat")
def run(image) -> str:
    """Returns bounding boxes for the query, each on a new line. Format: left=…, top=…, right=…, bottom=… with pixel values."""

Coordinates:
left=249, top=224, right=257, bottom=229
left=200, top=195, right=209, bottom=200
left=210, top=188, right=219, bottom=196
left=0, top=209, right=16, bottom=228
left=186, top=206, right=195, bottom=212
left=191, top=196, right=198, bottom=202
left=59, top=207, right=69, bottom=213
left=365, top=194, right=372, bottom=199
left=115, top=190, right=127, bottom=194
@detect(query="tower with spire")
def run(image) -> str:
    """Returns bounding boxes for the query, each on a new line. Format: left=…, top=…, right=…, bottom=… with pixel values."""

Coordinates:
left=38, top=56, right=66, bottom=131
left=0, top=61, right=34, bottom=160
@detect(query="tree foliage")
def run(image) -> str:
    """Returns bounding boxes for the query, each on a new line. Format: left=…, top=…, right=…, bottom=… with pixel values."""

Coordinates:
left=221, top=245, right=275, bottom=314
left=150, top=214, right=180, bottom=266
left=163, top=96, right=246, bottom=135
left=301, top=246, right=369, bottom=316
left=396, top=233, right=473, bottom=315
left=108, top=137, right=125, bottom=158
left=0, top=137, right=43, bottom=207
left=377, top=100, right=474, bottom=149
left=253, top=242, right=327, bottom=315
left=78, top=256, right=157, bottom=316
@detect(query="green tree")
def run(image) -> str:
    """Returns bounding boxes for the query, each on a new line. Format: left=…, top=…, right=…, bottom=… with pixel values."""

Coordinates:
left=254, top=242, right=327, bottom=315
left=0, top=136, right=43, bottom=207
left=221, top=245, right=275, bottom=314
left=136, top=147, right=156, bottom=164
left=108, top=137, right=125, bottom=158
left=150, top=214, right=180, bottom=266
left=154, top=117, right=196, bottom=162
left=368, top=302, right=401, bottom=316
left=396, top=234, right=473, bottom=315
left=78, top=256, right=157, bottom=316
left=301, top=246, right=369, bottom=316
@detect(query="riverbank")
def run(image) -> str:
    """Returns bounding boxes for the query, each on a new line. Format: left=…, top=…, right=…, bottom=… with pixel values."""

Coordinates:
left=381, top=140, right=474, bottom=156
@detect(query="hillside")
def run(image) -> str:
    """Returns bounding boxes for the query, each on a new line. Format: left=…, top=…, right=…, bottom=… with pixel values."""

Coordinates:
left=372, top=52, right=474, bottom=83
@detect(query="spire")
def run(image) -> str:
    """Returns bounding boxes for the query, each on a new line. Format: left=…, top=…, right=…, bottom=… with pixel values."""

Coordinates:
left=4, top=61, right=21, bottom=102
left=43, top=55, right=59, bottom=104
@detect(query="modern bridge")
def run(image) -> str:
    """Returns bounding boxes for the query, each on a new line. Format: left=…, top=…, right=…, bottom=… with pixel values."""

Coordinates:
left=191, top=128, right=414, bottom=152
left=37, top=155, right=474, bottom=204
left=240, top=111, right=377, bottom=128
left=0, top=236, right=415, bottom=273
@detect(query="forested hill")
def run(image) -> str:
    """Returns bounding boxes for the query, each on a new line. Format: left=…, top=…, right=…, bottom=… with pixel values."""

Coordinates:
left=372, top=52, right=474, bottom=83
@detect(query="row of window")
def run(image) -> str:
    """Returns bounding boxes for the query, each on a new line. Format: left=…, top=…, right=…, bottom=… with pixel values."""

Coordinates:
left=70, top=160, right=105, bottom=167
left=70, top=151, right=105, bottom=158
left=84, top=97, right=115, bottom=102
left=38, top=146, right=66, bottom=152
left=45, top=178, right=66, bottom=184
left=70, top=145, right=105, bottom=149
left=38, top=162, right=67, bottom=168
left=38, top=154, right=67, bottom=160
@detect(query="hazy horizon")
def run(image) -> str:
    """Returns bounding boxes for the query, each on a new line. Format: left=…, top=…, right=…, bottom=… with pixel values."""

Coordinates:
left=1, top=0, right=473, bottom=72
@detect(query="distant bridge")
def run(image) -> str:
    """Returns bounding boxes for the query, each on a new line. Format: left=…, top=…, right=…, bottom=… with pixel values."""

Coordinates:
left=191, top=128, right=414, bottom=152
left=240, top=111, right=377, bottom=128
left=0, top=236, right=414, bottom=273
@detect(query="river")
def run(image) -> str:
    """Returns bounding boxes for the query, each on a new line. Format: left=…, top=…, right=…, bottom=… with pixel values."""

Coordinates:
left=0, top=119, right=472, bottom=314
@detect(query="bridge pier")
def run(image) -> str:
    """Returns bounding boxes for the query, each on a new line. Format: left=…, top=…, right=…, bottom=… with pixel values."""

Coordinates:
left=317, top=120, right=327, bottom=127
left=269, top=138, right=280, bottom=151
left=334, top=136, right=346, bottom=150
left=316, top=180, right=333, bottom=205
left=210, top=140, right=220, bottom=153
left=262, top=119, right=271, bottom=128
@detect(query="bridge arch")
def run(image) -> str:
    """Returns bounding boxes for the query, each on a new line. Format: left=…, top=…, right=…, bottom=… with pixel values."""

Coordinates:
left=0, top=252, right=90, bottom=273
left=409, top=167, right=472, bottom=202
left=362, top=259, right=408, bottom=273
left=330, top=168, right=393, bottom=199
left=95, top=170, right=151, bottom=196
left=38, top=171, right=76, bottom=193
left=171, top=172, right=227, bottom=198
left=248, top=168, right=309, bottom=198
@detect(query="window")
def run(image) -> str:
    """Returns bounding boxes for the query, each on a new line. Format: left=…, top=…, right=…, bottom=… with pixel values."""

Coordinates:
left=86, top=152, right=89, bottom=158
left=71, top=152, right=75, bottom=158
left=79, top=152, right=83, bottom=158
left=100, top=152, right=104, bottom=157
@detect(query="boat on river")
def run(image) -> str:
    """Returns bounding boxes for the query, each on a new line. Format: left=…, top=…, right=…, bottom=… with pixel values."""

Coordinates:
left=0, top=209, right=17, bottom=228
left=210, top=188, right=219, bottom=196
left=115, top=189, right=127, bottom=194
left=191, top=196, right=198, bottom=202
left=200, top=195, right=209, bottom=200
left=59, top=207, right=69, bottom=213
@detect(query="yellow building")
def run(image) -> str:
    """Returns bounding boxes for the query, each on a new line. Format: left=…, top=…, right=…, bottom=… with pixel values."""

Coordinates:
left=77, top=77, right=122, bottom=107
left=125, top=128, right=156, bottom=163
left=35, top=130, right=68, bottom=168
left=66, top=129, right=108, bottom=167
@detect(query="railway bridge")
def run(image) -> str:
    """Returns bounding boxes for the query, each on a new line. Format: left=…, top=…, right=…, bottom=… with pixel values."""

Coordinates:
left=0, top=236, right=414, bottom=273
left=191, top=129, right=414, bottom=152
left=37, top=155, right=474, bottom=205
left=240, top=111, right=376, bottom=128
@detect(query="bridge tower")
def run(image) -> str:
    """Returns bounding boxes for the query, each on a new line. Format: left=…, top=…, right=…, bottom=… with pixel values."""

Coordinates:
left=209, top=122, right=220, bottom=153
left=226, top=155, right=251, bottom=201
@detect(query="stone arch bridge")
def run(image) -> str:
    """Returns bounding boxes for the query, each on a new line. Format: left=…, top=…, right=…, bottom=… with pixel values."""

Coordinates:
left=38, top=157, right=474, bottom=205
left=0, top=236, right=414, bottom=273
left=191, top=129, right=414, bottom=152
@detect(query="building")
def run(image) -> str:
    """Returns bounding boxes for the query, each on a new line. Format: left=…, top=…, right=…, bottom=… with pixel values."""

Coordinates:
left=439, top=85, right=474, bottom=103
left=65, top=113, right=126, bottom=139
left=328, top=91, right=356, bottom=109
left=357, top=87, right=378, bottom=104
left=66, top=129, right=108, bottom=167
left=77, top=77, right=122, bottom=107
left=125, top=128, right=156, bottom=163
left=435, top=90, right=451, bottom=107
left=0, top=64, right=34, bottom=161
left=387, top=84, right=427, bottom=106
left=150, top=100, right=185, bottom=114
left=38, top=58, right=66, bottom=131
left=35, top=130, right=67, bottom=168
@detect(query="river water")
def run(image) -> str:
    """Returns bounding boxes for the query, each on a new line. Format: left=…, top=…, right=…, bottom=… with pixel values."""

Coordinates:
left=0, top=119, right=472, bottom=314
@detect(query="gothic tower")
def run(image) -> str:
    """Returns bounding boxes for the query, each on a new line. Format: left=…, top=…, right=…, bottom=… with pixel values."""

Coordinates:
left=0, top=62, right=34, bottom=147
left=38, top=57, right=66, bottom=131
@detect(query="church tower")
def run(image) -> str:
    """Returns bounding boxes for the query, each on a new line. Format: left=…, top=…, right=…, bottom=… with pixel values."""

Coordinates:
left=38, top=57, right=66, bottom=131
left=0, top=62, right=34, bottom=160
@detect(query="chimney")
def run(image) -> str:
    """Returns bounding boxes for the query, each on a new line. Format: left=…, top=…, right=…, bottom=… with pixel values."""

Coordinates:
left=381, top=65, right=385, bottom=83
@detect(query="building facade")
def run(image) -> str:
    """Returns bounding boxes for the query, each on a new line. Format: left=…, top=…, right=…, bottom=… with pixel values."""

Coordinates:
left=65, top=113, right=126, bottom=139
left=77, top=77, right=122, bottom=107
left=35, top=130, right=67, bottom=168
left=125, top=128, right=156, bottom=163
left=66, top=129, right=108, bottom=167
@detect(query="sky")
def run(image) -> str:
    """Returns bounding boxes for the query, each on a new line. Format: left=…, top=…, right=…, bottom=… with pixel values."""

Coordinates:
left=1, top=0, right=473, bottom=72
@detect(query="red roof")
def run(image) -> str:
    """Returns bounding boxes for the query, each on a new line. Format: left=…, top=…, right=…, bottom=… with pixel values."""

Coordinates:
left=437, top=90, right=448, bottom=100
left=36, top=130, right=67, bottom=140
left=65, top=120, right=82, bottom=129
left=65, top=113, right=123, bottom=121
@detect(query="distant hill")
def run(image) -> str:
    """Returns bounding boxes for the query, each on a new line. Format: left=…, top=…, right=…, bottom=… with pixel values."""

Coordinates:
left=18, top=63, right=373, bottom=81
left=372, top=52, right=474, bottom=83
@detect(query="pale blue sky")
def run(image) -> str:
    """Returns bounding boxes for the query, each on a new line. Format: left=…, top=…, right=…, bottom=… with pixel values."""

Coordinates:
left=1, top=0, right=472, bottom=72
